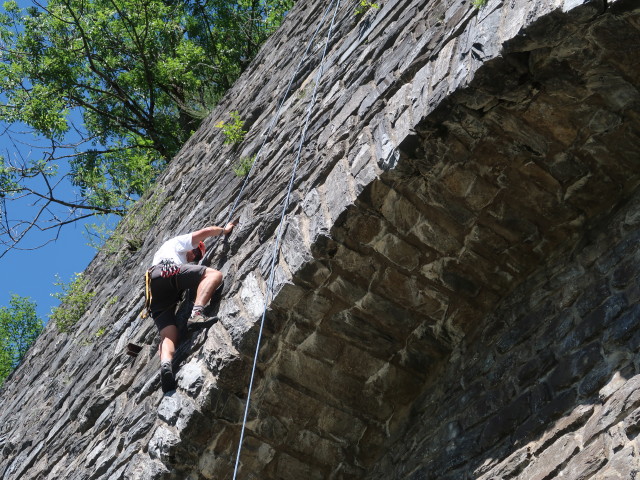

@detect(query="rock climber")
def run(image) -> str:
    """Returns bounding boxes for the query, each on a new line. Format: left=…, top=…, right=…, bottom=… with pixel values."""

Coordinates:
left=148, top=222, right=237, bottom=392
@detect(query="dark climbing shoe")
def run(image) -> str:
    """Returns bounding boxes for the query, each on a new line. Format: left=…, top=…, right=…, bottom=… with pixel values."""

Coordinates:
left=160, top=361, right=176, bottom=393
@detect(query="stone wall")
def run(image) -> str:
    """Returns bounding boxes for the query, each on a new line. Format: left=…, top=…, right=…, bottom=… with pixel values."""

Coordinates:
left=0, top=0, right=638, bottom=478
left=370, top=191, right=640, bottom=479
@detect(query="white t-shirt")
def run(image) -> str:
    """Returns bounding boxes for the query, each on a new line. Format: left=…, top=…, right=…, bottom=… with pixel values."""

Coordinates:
left=152, top=233, right=194, bottom=266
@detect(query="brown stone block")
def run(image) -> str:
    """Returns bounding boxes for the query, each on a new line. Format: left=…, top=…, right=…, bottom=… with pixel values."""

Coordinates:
left=458, top=248, right=515, bottom=293
left=331, top=242, right=378, bottom=281
left=274, top=451, right=327, bottom=480
left=337, top=209, right=383, bottom=247
left=394, top=331, right=450, bottom=374
left=274, top=349, right=393, bottom=420
left=370, top=232, right=423, bottom=270
left=356, top=424, right=388, bottom=467
left=323, top=275, right=368, bottom=305
left=540, top=151, right=591, bottom=187
left=297, top=330, right=343, bottom=364
left=337, top=343, right=387, bottom=380
left=234, top=434, right=277, bottom=475
left=465, top=223, right=510, bottom=257
left=479, top=196, right=540, bottom=246
left=518, top=161, right=564, bottom=196
left=563, top=171, right=621, bottom=219
left=288, top=429, right=345, bottom=467
left=440, top=163, right=500, bottom=212
left=292, top=291, right=347, bottom=323
left=379, top=187, right=422, bottom=234
left=260, top=379, right=323, bottom=429
left=316, top=404, right=367, bottom=444
left=356, top=291, right=424, bottom=335
left=319, top=310, right=400, bottom=358
left=366, top=361, right=427, bottom=405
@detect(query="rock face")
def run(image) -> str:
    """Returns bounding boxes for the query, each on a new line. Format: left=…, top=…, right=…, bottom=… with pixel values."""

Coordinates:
left=1, top=0, right=639, bottom=478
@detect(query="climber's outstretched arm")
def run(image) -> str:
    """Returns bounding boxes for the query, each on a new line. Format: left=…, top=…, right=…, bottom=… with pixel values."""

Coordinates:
left=190, top=221, right=238, bottom=246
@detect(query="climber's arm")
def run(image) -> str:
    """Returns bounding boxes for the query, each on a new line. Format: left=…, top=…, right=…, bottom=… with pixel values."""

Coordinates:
left=190, top=221, right=238, bottom=246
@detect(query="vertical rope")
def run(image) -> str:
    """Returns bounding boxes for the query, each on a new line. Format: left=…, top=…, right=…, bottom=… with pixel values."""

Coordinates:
left=232, top=0, right=342, bottom=477
left=201, top=1, right=339, bottom=266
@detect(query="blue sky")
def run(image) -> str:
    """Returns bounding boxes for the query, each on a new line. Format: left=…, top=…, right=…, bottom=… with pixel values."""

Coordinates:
left=0, top=1, right=97, bottom=321
left=1, top=215, right=96, bottom=322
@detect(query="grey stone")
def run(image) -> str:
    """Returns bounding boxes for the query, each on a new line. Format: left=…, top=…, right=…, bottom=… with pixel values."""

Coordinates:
left=177, top=361, right=204, bottom=397
left=1, top=0, right=640, bottom=479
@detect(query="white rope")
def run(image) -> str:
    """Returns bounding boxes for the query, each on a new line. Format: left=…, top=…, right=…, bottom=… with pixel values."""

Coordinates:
left=202, top=1, right=340, bottom=266
left=232, top=0, right=342, bottom=477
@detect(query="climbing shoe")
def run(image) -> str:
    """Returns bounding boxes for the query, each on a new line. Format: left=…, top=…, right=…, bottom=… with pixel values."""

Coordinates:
left=188, top=310, right=212, bottom=324
left=160, top=361, right=176, bottom=393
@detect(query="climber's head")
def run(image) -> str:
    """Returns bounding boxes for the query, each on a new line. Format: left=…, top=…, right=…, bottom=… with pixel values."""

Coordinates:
left=188, top=241, right=206, bottom=263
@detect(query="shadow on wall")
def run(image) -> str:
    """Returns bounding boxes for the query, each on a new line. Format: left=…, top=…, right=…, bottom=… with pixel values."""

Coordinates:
left=381, top=191, right=640, bottom=480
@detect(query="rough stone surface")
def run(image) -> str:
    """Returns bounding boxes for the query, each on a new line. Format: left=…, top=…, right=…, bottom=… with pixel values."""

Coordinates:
left=0, top=0, right=639, bottom=478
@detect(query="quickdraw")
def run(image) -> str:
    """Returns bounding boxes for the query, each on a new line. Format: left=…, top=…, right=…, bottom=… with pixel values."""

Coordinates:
left=140, top=269, right=152, bottom=319
left=159, top=259, right=180, bottom=278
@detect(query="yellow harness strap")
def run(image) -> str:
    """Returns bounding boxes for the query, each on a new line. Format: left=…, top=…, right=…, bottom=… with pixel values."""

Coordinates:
left=141, top=269, right=152, bottom=319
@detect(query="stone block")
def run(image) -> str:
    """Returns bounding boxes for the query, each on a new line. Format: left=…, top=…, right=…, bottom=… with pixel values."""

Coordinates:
left=547, top=343, right=602, bottom=392
left=520, top=433, right=580, bottom=480
left=476, top=446, right=530, bottom=480
left=563, top=293, right=627, bottom=351
left=584, top=374, right=640, bottom=444
left=411, top=214, right=464, bottom=257
left=177, top=361, right=205, bottom=398
left=370, top=232, right=422, bottom=270
left=515, top=388, right=581, bottom=448
left=320, top=310, right=399, bottom=359
left=274, top=452, right=327, bottom=480
left=560, top=434, right=607, bottom=479
left=275, top=349, right=393, bottom=420
left=379, top=188, right=421, bottom=234
left=479, top=391, right=532, bottom=449
left=611, top=257, right=640, bottom=289
left=233, top=435, right=277, bottom=474
left=604, top=303, right=640, bottom=345
left=323, top=275, right=368, bottom=305
left=517, top=349, right=556, bottom=388
left=289, top=429, right=345, bottom=466
left=148, top=426, right=180, bottom=462
left=578, top=362, right=616, bottom=398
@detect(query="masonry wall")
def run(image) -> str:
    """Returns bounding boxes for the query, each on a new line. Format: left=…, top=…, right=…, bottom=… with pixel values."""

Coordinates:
left=0, top=0, right=638, bottom=478
left=371, top=191, right=640, bottom=479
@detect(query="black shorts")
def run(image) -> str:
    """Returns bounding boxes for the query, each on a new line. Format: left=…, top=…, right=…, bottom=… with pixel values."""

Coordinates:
left=149, top=263, right=207, bottom=331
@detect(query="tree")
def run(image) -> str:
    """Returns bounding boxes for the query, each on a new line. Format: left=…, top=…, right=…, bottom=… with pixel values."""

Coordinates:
left=0, top=294, right=43, bottom=386
left=0, top=0, right=293, bottom=258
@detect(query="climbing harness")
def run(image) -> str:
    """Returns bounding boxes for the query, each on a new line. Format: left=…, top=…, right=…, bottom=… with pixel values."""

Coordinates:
left=232, top=0, right=343, bottom=477
left=140, top=269, right=153, bottom=319
left=158, top=259, right=180, bottom=278
left=140, top=258, right=181, bottom=319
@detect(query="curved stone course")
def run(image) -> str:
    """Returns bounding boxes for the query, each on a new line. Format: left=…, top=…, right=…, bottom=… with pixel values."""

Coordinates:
left=0, top=0, right=638, bottom=478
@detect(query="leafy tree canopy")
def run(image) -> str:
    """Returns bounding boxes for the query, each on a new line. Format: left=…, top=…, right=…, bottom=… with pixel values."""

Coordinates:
left=0, top=0, right=293, bottom=257
left=0, top=294, right=43, bottom=386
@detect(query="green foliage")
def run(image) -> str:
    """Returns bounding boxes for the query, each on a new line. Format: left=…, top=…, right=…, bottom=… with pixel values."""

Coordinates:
left=0, top=0, right=294, bottom=256
left=0, top=295, right=44, bottom=386
left=233, top=155, right=256, bottom=177
left=50, top=273, right=96, bottom=333
left=472, top=0, right=488, bottom=7
left=355, top=0, right=379, bottom=15
left=216, top=111, right=247, bottom=145
left=85, top=188, right=169, bottom=260
left=94, top=326, right=108, bottom=338
left=106, top=296, right=118, bottom=307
